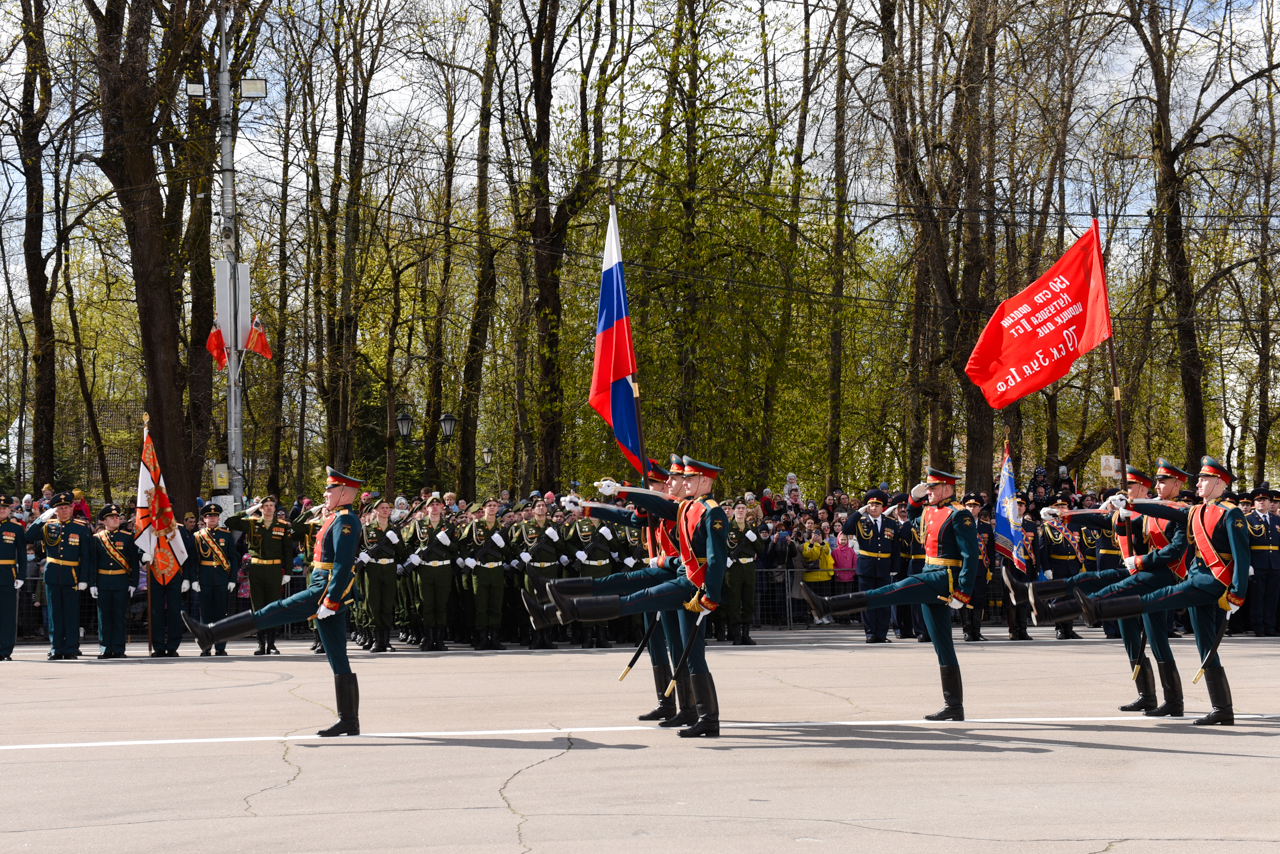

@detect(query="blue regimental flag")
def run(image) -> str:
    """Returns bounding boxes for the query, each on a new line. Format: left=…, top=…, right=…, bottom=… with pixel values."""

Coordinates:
left=993, top=442, right=1028, bottom=576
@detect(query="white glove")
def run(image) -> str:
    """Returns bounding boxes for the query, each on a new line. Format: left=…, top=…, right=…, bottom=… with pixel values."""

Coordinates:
left=14, top=578, right=22, bottom=590
left=465, top=557, right=477, bottom=569
left=1249, top=566, right=1255, bottom=577
left=561, top=495, right=581, bottom=513
left=545, top=527, right=560, bottom=542
left=1227, top=598, right=1243, bottom=616
left=281, top=575, right=290, bottom=586
left=624, top=557, right=636, bottom=568
left=490, top=533, right=505, bottom=549
left=435, top=530, right=451, bottom=546
left=520, top=551, right=533, bottom=563
left=1123, top=555, right=1140, bottom=572
left=129, top=586, right=137, bottom=596
left=77, top=582, right=88, bottom=591
left=1100, top=493, right=1128, bottom=513
left=575, top=550, right=588, bottom=562
left=356, top=551, right=371, bottom=565
left=595, top=479, right=619, bottom=496
left=386, top=531, right=400, bottom=545
left=726, top=557, right=735, bottom=566
left=90, top=586, right=99, bottom=599
left=407, top=553, right=422, bottom=566
left=192, top=581, right=202, bottom=593
left=455, top=558, right=465, bottom=568
left=746, top=529, right=758, bottom=542
left=599, top=526, right=613, bottom=541
left=949, top=597, right=965, bottom=611
left=910, top=483, right=928, bottom=501
left=610, top=552, right=619, bottom=560
left=559, top=555, right=569, bottom=565
left=1040, top=507, right=1061, bottom=521
left=181, top=580, right=190, bottom=592
left=227, top=582, right=235, bottom=592
left=316, top=604, right=336, bottom=620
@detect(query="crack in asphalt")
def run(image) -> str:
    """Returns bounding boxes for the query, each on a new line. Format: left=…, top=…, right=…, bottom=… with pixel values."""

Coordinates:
left=759, top=669, right=870, bottom=711
left=243, top=684, right=319, bottom=816
left=497, top=732, right=575, bottom=852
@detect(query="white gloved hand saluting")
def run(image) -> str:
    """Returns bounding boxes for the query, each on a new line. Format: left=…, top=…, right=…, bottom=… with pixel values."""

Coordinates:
left=910, top=483, right=929, bottom=501
left=90, top=586, right=98, bottom=599
left=436, top=530, right=451, bottom=546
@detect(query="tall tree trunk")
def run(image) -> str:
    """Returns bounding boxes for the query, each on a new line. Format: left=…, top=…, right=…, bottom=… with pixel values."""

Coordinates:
left=826, top=0, right=848, bottom=494
left=267, top=78, right=294, bottom=496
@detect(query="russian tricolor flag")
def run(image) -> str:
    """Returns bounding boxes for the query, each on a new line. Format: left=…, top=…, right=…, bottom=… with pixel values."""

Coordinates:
left=589, top=204, right=644, bottom=473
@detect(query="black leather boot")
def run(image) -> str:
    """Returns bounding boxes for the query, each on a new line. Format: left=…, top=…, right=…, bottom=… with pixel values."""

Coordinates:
left=924, top=665, right=964, bottom=721
left=638, top=661, right=677, bottom=721
left=659, top=674, right=697, bottom=727
left=371, top=629, right=388, bottom=653
left=581, top=625, right=595, bottom=649
left=1119, top=656, right=1158, bottom=711
left=522, top=590, right=562, bottom=630
left=800, top=583, right=868, bottom=620
left=1075, top=589, right=1144, bottom=625
left=1055, top=621, right=1082, bottom=640
left=183, top=610, right=257, bottom=654
left=267, top=630, right=281, bottom=654
left=729, top=623, right=741, bottom=645
left=678, top=672, right=720, bottom=737
left=1193, top=665, right=1234, bottom=725
left=593, top=625, right=611, bottom=649
left=254, top=631, right=268, bottom=655
left=317, top=673, right=360, bottom=737
left=547, top=576, right=594, bottom=600
left=525, top=566, right=552, bottom=603
left=1146, top=660, right=1184, bottom=717
left=1002, top=566, right=1028, bottom=606
left=488, top=628, right=506, bottom=651
left=740, top=623, right=757, bottom=646
left=549, top=586, right=622, bottom=623
left=434, top=626, right=449, bottom=651
left=1036, top=594, right=1083, bottom=626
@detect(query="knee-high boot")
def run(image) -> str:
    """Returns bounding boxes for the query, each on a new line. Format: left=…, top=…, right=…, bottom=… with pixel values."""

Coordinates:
left=1146, top=660, right=1184, bottom=717
left=800, top=584, right=867, bottom=620
left=638, top=660, right=677, bottom=721
left=1193, top=665, right=1234, bottom=725
left=678, top=672, right=720, bottom=737
left=659, top=673, right=697, bottom=727
left=923, top=665, right=964, bottom=721
left=182, top=611, right=257, bottom=654
left=1119, top=656, right=1157, bottom=711
left=317, top=673, right=360, bottom=737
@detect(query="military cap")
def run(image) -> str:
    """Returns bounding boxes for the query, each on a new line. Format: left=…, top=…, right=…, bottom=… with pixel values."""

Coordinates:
left=99, top=503, right=122, bottom=520
left=961, top=492, right=983, bottom=506
left=1179, top=489, right=1197, bottom=503
left=183, top=511, right=196, bottom=522
left=1249, top=485, right=1272, bottom=502
left=1052, top=492, right=1072, bottom=508
left=925, top=467, right=958, bottom=485
left=1125, top=465, right=1153, bottom=488
left=0, top=494, right=13, bottom=507
left=682, top=456, right=723, bottom=479
left=668, top=453, right=685, bottom=475
left=201, top=503, right=222, bottom=518
left=1100, top=487, right=1119, bottom=500
left=50, top=491, right=73, bottom=508
left=325, top=466, right=364, bottom=490
left=1198, top=456, right=1233, bottom=485
left=864, top=488, right=888, bottom=506
left=646, top=458, right=670, bottom=480
left=424, top=492, right=444, bottom=507
left=482, top=496, right=501, bottom=506
left=1270, top=489, right=1280, bottom=503
left=1154, top=458, right=1190, bottom=482
left=888, top=492, right=908, bottom=507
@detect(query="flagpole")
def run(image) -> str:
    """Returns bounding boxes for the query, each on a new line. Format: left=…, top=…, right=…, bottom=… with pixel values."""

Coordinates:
left=1092, top=197, right=1138, bottom=561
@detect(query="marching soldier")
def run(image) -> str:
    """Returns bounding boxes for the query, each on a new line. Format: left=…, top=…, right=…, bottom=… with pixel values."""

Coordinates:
left=461, top=497, right=509, bottom=650
left=0, top=495, right=27, bottom=661
left=508, top=497, right=563, bottom=649
left=724, top=499, right=766, bottom=645
left=226, top=496, right=293, bottom=655
left=88, top=504, right=141, bottom=659
left=565, top=509, right=617, bottom=648
left=803, top=468, right=980, bottom=721
left=844, top=489, right=900, bottom=643
left=27, top=491, right=96, bottom=659
left=359, top=499, right=408, bottom=652
left=961, top=493, right=991, bottom=642
left=192, top=504, right=238, bottom=656
left=185, top=467, right=365, bottom=737
left=404, top=494, right=457, bottom=651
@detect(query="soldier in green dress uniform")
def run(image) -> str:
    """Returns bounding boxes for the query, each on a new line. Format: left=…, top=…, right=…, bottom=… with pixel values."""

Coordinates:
left=508, top=497, right=563, bottom=649
left=192, top=504, right=238, bottom=656
left=461, top=498, right=508, bottom=650
left=405, top=494, right=457, bottom=651
left=565, top=512, right=617, bottom=648
left=724, top=499, right=766, bottom=644
left=0, top=495, right=28, bottom=661
left=88, top=504, right=141, bottom=659
left=226, top=496, right=293, bottom=655
left=27, top=491, right=96, bottom=659
left=359, top=499, right=409, bottom=652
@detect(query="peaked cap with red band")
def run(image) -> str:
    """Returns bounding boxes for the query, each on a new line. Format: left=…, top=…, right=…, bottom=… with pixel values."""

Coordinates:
left=1198, top=455, right=1232, bottom=485
left=1125, top=465, right=1153, bottom=489
left=925, top=467, right=958, bottom=485
left=668, top=453, right=685, bottom=475
left=682, top=456, right=723, bottom=479
left=325, top=466, right=365, bottom=491
left=1154, top=458, right=1190, bottom=482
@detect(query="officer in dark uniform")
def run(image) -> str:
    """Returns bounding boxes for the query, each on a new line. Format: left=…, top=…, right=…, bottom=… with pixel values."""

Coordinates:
left=226, top=496, right=293, bottom=654
left=462, top=497, right=509, bottom=650
left=961, top=493, right=991, bottom=641
left=844, top=489, right=899, bottom=643
left=405, top=494, right=457, bottom=651
left=1034, top=493, right=1085, bottom=639
left=1244, top=485, right=1280, bottom=636
left=999, top=491, right=1035, bottom=641
left=724, top=499, right=766, bottom=644
left=192, top=504, right=237, bottom=656
left=891, top=495, right=919, bottom=638
left=88, top=504, right=141, bottom=659
left=508, top=496, right=562, bottom=649
left=803, top=468, right=980, bottom=720
left=185, top=467, right=365, bottom=736
left=0, top=495, right=28, bottom=661
left=27, top=491, right=95, bottom=659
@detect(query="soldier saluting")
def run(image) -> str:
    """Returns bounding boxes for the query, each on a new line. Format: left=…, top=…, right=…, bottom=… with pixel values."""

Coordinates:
left=226, top=495, right=293, bottom=655
left=88, top=503, right=141, bottom=659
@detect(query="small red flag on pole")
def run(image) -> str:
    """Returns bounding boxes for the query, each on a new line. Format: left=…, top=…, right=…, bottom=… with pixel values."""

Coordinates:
left=206, top=324, right=228, bottom=370
left=245, top=314, right=273, bottom=360
left=965, top=219, right=1112, bottom=408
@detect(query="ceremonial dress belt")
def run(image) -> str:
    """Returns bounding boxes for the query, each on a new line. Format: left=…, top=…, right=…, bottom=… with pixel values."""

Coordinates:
left=478, top=561, right=503, bottom=568
left=372, top=558, right=395, bottom=564
left=734, top=557, right=756, bottom=563
left=0, top=559, right=14, bottom=565
left=421, top=559, right=452, bottom=566
left=98, top=568, right=127, bottom=575
left=1050, top=554, right=1076, bottom=560
left=529, top=561, right=557, bottom=567
left=1099, top=549, right=1120, bottom=555
left=47, top=557, right=78, bottom=566
left=924, top=557, right=961, bottom=567
left=861, top=552, right=893, bottom=559
left=1251, top=545, right=1278, bottom=550
left=312, top=561, right=334, bottom=570
left=251, top=558, right=282, bottom=564
left=580, top=558, right=609, bottom=566
left=200, top=560, right=227, bottom=566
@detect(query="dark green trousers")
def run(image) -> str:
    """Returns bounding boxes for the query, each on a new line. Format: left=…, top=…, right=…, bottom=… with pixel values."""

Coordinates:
left=416, top=565, right=453, bottom=627
left=365, top=564, right=398, bottom=630
left=725, top=560, right=757, bottom=625
left=247, top=562, right=286, bottom=612
left=473, top=566, right=505, bottom=630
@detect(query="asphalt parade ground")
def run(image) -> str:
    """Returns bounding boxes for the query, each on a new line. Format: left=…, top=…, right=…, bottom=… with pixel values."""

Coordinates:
left=3, top=626, right=1278, bottom=853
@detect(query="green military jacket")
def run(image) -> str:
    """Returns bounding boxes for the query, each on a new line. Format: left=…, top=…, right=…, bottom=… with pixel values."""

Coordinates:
left=226, top=510, right=293, bottom=564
